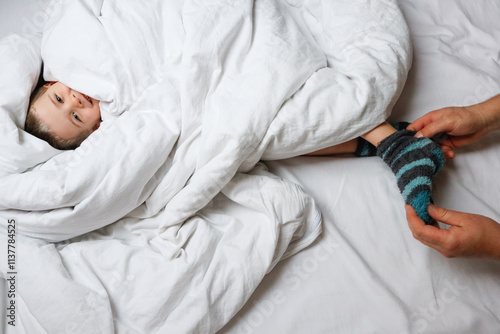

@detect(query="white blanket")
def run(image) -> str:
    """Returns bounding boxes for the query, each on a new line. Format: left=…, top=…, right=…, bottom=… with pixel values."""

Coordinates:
left=0, top=0, right=411, bottom=332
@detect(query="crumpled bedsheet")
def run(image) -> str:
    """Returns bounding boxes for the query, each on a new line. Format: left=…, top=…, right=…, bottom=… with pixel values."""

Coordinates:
left=0, top=0, right=410, bottom=332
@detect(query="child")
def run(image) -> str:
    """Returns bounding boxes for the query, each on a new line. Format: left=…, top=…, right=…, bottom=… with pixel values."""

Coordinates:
left=25, top=81, right=102, bottom=150
left=25, top=81, right=446, bottom=224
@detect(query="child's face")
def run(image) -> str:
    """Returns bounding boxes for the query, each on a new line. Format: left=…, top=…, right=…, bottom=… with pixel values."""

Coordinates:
left=32, top=82, right=101, bottom=141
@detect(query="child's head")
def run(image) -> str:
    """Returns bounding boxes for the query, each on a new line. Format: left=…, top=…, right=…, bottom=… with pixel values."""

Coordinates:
left=25, top=82, right=102, bottom=150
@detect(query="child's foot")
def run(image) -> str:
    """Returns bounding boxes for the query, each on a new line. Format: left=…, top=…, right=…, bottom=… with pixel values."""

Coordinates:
left=376, top=129, right=444, bottom=224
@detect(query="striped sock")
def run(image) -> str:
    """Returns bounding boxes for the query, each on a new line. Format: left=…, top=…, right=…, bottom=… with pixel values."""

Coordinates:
left=376, top=129, right=444, bottom=224
left=354, top=137, right=377, bottom=157
left=354, top=122, right=410, bottom=157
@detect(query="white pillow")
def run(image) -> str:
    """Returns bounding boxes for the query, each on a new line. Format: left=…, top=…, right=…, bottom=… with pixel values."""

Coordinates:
left=0, top=33, right=60, bottom=178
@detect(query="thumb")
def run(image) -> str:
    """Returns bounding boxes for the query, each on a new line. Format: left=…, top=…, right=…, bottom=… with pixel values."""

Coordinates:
left=428, top=204, right=462, bottom=227
left=415, top=121, right=447, bottom=139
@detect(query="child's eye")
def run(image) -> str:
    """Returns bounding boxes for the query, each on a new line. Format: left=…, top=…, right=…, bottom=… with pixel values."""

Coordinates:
left=55, top=95, right=63, bottom=103
left=72, top=112, right=81, bottom=122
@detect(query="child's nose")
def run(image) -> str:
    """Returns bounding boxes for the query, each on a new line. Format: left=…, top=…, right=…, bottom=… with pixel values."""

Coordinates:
left=71, top=93, right=83, bottom=107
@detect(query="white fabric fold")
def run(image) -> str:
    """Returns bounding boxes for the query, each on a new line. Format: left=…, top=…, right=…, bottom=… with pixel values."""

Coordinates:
left=0, top=0, right=410, bottom=332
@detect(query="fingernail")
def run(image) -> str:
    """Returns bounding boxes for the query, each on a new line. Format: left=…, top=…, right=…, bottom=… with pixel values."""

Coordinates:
left=415, top=132, right=423, bottom=138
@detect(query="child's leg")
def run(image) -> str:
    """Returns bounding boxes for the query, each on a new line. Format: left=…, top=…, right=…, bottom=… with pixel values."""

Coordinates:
left=360, top=122, right=397, bottom=147
left=305, top=139, right=358, bottom=156
left=355, top=121, right=410, bottom=156
left=306, top=122, right=407, bottom=157
left=306, top=122, right=403, bottom=156
left=306, top=121, right=444, bottom=224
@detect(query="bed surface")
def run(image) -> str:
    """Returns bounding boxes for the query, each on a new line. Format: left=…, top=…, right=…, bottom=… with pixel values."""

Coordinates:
left=223, top=1, right=500, bottom=332
left=1, top=1, right=500, bottom=333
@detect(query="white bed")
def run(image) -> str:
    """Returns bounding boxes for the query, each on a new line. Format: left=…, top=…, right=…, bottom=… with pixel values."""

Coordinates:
left=1, top=1, right=499, bottom=334
left=222, top=2, right=500, bottom=333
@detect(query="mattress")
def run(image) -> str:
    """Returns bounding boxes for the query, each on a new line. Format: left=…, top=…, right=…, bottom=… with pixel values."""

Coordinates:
left=1, top=0, right=499, bottom=333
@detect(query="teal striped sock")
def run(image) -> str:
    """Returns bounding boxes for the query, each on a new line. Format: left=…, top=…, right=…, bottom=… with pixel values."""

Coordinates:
left=354, top=137, right=377, bottom=157
left=376, top=129, right=444, bottom=224
left=354, top=122, right=410, bottom=157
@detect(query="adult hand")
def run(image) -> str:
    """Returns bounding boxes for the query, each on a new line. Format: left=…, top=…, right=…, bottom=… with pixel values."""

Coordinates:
left=408, top=106, right=489, bottom=158
left=406, top=204, right=500, bottom=259
left=408, top=95, right=500, bottom=158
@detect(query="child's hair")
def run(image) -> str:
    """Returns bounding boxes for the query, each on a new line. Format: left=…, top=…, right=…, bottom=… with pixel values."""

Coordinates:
left=24, top=83, right=91, bottom=150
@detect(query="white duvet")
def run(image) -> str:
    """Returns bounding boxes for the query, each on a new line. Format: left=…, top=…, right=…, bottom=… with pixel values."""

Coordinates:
left=0, top=0, right=410, bottom=332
